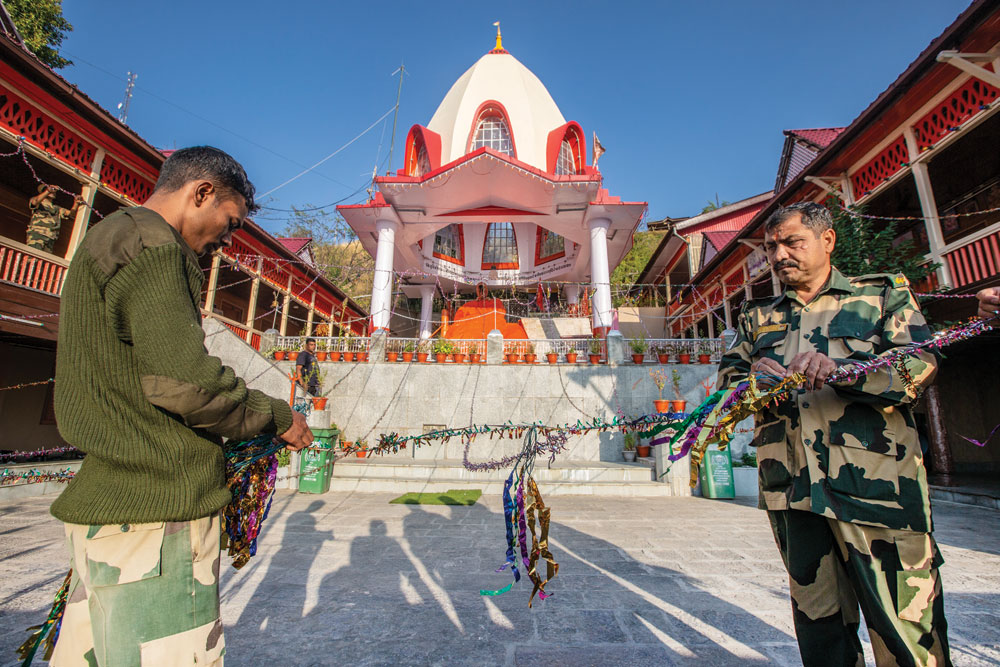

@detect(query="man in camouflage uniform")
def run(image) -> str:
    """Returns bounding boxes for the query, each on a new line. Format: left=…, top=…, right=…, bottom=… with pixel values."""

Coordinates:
left=26, top=184, right=82, bottom=253
left=718, top=202, right=951, bottom=666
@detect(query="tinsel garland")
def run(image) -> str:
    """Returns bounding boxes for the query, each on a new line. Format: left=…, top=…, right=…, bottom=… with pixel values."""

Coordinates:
left=0, top=467, right=76, bottom=486
left=15, top=570, right=71, bottom=665
left=479, top=428, right=559, bottom=606
left=0, top=446, right=80, bottom=461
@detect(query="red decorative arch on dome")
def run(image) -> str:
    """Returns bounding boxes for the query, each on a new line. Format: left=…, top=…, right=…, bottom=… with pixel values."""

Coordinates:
left=546, top=121, right=586, bottom=175
left=403, top=125, right=442, bottom=177
left=465, top=100, right=517, bottom=158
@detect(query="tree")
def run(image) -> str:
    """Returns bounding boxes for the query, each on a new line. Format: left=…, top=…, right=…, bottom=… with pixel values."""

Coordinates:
left=6, top=0, right=73, bottom=69
left=701, top=194, right=731, bottom=214
left=827, top=197, right=937, bottom=285
left=280, top=207, right=374, bottom=309
left=611, top=230, right=665, bottom=306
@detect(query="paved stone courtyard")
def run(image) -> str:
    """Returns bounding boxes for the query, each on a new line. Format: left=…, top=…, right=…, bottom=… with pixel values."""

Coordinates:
left=2, top=491, right=998, bottom=666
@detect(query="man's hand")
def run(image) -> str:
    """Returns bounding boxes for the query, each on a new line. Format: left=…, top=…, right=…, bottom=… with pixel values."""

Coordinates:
left=751, top=358, right=788, bottom=389
left=976, top=287, right=1000, bottom=320
left=787, top=352, right=838, bottom=391
left=278, top=411, right=312, bottom=451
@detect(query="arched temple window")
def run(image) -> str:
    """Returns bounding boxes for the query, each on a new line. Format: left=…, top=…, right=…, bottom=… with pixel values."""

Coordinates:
left=556, top=140, right=576, bottom=176
left=468, top=102, right=516, bottom=157
left=482, top=222, right=519, bottom=269
left=535, top=226, right=566, bottom=264
left=432, top=224, right=464, bottom=264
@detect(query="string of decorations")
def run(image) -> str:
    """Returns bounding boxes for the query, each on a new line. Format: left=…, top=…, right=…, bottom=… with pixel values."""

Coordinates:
left=0, top=378, right=53, bottom=392
left=0, top=445, right=79, bottom=461
left=0, top=467, right=76, bottom=486
left=479, top=427, right=560, bottom=606
left=836, top=201, right=1000, bottom=222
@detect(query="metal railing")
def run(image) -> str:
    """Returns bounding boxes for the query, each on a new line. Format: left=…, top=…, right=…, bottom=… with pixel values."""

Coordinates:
left=0, top=236, right=69, bottom=297
left=275, top=335, right=371, bottom=354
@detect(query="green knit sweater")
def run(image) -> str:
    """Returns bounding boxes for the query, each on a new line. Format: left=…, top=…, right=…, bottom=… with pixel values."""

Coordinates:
left=51, top=207, right=293, bottom=525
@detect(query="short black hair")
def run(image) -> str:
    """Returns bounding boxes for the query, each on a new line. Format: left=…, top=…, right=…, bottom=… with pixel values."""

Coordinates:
left=305, top=337, right=316, bottom=345
left=764, top=202, right=832, bottom=236
left=154, top=146, right=258, bottom=214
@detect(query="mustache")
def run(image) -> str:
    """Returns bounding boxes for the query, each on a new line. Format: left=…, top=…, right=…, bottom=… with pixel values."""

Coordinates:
left=774, top=260, right=799, bottom=270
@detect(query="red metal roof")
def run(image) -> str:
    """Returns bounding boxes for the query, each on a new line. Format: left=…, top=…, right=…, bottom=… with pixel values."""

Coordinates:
left=703, top=230, right=739, bottom=251
left=785, top=128, right=845, bottom=149
left=277, top=237, right=311, bottom=254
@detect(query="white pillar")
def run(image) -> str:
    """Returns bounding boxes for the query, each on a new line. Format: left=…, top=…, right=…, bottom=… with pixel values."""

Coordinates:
left=903, top=128, right=952, bottom=288
left=588, top=217, right=613, bottom=332
left=564, top=284, right=580, bottom=307
left=418, top=284, right=435, bottom=339
left=370, top=219, right=398, bottom=331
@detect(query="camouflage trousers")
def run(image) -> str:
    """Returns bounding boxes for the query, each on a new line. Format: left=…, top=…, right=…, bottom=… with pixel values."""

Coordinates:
left=768, top=509, right=951, bottom=667
left=25, top=225, right=58, bottom=253
left=51, top=514, right=225, bottom=666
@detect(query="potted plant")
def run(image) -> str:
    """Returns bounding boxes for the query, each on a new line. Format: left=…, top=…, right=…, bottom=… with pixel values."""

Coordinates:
left=505, top=342, right=520, bottom=364
left=273, top=347, right=287, bottom=361
left=697, top=341, right=713, bottom=364
left=469, top=342, right=481, bottom=364
left=524, top=342, right=536, bottom=364
left=649, top=368, right=671, bottom=414
left=588, top=338, right=602, bottom=364
left=636, top=437, right=650, bottom=458
left=670, top=368, right=686, bottom=413
left=402, top=341, right=415, bottom=362
left=565, top=347, right=578, bottom=364
left=546, top=347, right=559, bottom=364
left=275, top=447, right=292, bottom=489
left=677, top=341, right=692, bottom=364
left=629, top=335, right=647, bottom=364
left=386, top=342, right=399, bottom=363
left=355, top=438, right=368, bottom=459
left=654, top=344, right=669, bottom=364
left=453, top=342, right=466, bottom=364
left=315, top=339, right=328, bottom=362
left=433, top=338, right=451, bottom=363
left=622, top=433, right=637, bottom=462
left=417, top=339, right=431, bottom=363
left=312, top=394, right=329, bottom=410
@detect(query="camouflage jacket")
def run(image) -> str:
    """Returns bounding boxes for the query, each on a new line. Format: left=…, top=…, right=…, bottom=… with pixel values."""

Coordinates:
left=28, top=198, right=70, bottom=238
left=718, top=267, right=938, bottom=533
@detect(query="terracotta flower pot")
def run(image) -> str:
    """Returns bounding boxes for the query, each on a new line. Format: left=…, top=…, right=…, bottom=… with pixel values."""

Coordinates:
left=589, top=354, right=601, bottom=364
left=636, top=445, right=651, bottom=458
left=358, top=352, right=369, bottom=362
left=343, top=352, right=355, bottom=362
left=525, top=353, right=536, bottom=364
left=435, top=353, right=447, bottom=363
left=273, top=350, right=286, bottom=361
left=657, top=354, right=669, bottom=364
left=356, top=450, right=366, bottom=458
left=670, top=399, right=687, bottom=413
left=312, top=396, right=328, bottom=410
left=678, top=354, right=691, bottom=364
left=417, top=353, right=429, bottom=363
left=402, top=352, right=414, bottom=362
left=316, top=351, right=327, bottom=362
left=453, top=353, right=466, bottom=364
left=341, top=441, right=353, bottom=453
left=506, top=353, right=518, bottom=364
left=470, top=353, right=481, bottom=363
left=631, top=353, right=645, bottom=364
left=565, top=352, right=578, bottom=363
left=546, top=353, right=558, bottom=364
left=653, top=399, right=671, bottom=414
left=387, top=352, right=398, bottom=362
left=329, top=351, right=341, bottom=362
left=698, top=353, right=711, bottom=364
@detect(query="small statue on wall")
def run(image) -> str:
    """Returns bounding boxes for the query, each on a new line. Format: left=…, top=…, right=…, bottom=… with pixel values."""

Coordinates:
left=26, top=184, right=83, bottom=253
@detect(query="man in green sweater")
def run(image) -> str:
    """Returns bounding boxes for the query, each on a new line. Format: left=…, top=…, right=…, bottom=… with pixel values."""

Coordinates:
left=50, top=146, right=312, bottom=666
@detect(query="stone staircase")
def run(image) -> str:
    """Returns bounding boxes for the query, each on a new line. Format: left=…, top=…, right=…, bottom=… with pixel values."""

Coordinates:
left=328, top=457, right=678, bottom=496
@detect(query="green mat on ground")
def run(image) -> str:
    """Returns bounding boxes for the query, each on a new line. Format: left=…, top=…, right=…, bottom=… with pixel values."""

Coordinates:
left=389, top=489, right=482, bottom=506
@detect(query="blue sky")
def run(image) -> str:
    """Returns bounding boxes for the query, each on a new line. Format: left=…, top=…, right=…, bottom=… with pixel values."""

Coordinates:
left=60, top=0, right=972, bottom=235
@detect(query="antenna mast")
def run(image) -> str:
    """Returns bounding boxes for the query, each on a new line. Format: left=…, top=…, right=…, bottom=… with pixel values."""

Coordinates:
left=387, top=62, right=405, bottom=173
left=117, top=71, right=137, bottom=123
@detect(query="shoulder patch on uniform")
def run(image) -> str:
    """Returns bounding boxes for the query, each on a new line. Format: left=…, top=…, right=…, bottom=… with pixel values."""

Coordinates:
left=851, top=272, right=909, bottom=288
left=753, top=323, right=787, bottom=340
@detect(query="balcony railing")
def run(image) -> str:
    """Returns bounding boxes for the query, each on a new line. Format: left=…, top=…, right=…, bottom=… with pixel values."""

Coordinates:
left=941, top=222, right=1000, bottom=289
left=0, top=237, right=69, bottom=297
left=204, top=311, right=264, bottom=351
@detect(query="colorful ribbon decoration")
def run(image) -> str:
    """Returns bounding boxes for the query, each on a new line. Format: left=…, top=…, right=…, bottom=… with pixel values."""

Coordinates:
left=16, top=570, right=72, bottom=666
left=479, top=428, right=559, bottom=606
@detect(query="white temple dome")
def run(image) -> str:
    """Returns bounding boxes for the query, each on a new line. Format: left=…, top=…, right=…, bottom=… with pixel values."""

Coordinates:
left=427, top=49, right=567, bottom=171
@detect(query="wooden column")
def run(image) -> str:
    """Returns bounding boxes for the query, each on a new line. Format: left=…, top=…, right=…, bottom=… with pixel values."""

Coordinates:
left=244, top=257, right=262, bottom=331
left=924, top=384, right=954, bottom=483
left=66, top=148, right=106, bottom=260
left=305, top=290, right=316, bottom=337
left=279, top=274, right=293, bottom=336
left=204, top=254, right=222, bottom=314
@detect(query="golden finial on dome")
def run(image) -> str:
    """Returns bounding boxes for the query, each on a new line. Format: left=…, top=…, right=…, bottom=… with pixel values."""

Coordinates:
left=493, top=21, right=503, bottom=52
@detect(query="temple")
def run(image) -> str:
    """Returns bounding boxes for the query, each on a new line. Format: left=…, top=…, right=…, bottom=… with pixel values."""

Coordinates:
left=338, top=27, right=646, bottom=338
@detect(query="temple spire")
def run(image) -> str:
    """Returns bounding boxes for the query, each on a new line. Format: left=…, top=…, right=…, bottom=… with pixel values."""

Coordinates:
left=493, top=21, right=502, bottom=51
